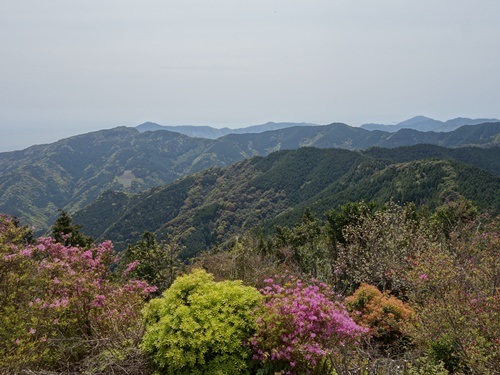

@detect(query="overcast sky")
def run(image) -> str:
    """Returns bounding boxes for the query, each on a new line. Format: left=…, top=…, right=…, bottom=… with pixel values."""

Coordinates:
left=1, top=0, right=500, bottom=152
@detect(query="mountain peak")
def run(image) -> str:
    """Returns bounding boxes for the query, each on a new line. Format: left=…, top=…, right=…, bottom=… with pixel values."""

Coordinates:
left=136, top=122, right=164, bottom=132
left=396, top=116, right=440, bottom=127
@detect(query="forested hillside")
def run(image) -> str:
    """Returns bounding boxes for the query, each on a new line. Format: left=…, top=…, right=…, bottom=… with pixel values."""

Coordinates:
left=0, top=128, right=213, bottom=230
left=1, top=122, right=499, bottom=231
left=363, top=144, right=500, bottom=175
left=74, top=147, right=500, bottom=257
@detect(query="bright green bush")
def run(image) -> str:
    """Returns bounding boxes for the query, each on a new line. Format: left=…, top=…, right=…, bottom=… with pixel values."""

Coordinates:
left=141, top=268, right=263, bottom=375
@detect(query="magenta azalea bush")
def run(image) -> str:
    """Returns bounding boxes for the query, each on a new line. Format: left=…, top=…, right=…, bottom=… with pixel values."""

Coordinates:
left=0, top=216, right=157, bottom=373
left=29, top=237, right=157, bottom=341
left=250, top=275, right=367, bottom=374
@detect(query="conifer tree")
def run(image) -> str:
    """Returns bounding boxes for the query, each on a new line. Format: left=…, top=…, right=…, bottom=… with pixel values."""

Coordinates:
left=51, top=210, right=93, bottom=247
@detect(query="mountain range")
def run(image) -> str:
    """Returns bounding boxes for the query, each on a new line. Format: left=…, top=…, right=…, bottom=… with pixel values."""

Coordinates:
left=360, top=115, right=498, bottom=132
left=1, top=121, right=499, bottom=232
left=136, top=116, right=499, bottom=139
left=136, top=121, right=319, bottom=139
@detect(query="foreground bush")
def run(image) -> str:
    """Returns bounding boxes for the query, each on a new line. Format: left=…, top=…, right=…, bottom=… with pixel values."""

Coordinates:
left=0, top=215, right=156, bottom=373
left=141, top=268, right=262, bottom=375
left=405, top=215, right=500, bottom=374
left=345, top=283, right=415, bottom=353
left=251, top=275, right=367, bottom=375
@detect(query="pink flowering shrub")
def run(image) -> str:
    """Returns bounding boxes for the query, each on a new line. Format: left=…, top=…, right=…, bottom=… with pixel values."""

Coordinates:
left=0, top=217, right=156, bottom=373
left=31, top=238, right=156, bottom=340
left=251, top=275, right=367, bottom=374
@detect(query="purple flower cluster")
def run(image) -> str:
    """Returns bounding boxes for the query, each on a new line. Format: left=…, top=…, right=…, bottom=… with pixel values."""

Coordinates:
left=24, top=237, right=157, bottom=340
left=251, top=275, right=366, bottom=374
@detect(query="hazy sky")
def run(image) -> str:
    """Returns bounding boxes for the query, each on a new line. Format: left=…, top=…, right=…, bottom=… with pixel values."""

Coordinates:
left=1, top=0, right=500, bottom=151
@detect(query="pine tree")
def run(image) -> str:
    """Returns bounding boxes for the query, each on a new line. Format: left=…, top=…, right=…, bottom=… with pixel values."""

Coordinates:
left=51, top=210, right=93, bottom=247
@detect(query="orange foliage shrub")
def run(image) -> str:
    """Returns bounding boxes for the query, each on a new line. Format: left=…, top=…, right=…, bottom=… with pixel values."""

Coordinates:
left=345, top=283, right=415, bottom=349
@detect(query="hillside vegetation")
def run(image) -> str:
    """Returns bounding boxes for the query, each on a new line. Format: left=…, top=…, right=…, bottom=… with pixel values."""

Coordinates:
left=74, top=147, right=500, bottom=257
left=1, top=122, right=499, bottom=231
left=2, top=122, right=499, bottom=374
left=2, top=197, right=498, bottom=374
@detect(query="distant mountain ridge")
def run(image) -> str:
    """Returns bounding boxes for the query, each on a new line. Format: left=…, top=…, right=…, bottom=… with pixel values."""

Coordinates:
left=136, top=121, right=319, bottom=139
left=361, top=116, right=498, bottom=132
left=1, top=121, right=499, bottom=231
left=137, top=117, right=499, bottom=137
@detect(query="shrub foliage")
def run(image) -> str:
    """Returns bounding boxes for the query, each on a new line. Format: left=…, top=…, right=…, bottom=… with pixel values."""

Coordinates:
left=250, top=275, right=367, bottom=374
left=0, top=214, right=156, bottom=373
left=141, top=268, right=263, bottom=375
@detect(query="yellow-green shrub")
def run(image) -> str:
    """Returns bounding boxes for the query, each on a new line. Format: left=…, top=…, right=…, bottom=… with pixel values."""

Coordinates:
left=141, top=269, right=262, bottom=375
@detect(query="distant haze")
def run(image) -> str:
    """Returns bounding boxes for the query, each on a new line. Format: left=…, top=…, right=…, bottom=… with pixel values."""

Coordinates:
left=1, top=0, right=500, bottom=152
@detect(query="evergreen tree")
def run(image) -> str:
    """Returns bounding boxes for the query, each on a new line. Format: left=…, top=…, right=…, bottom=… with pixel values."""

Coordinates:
left=50, top=210, right=93, bottom=247
left=120, top=231, right=182, bottom=294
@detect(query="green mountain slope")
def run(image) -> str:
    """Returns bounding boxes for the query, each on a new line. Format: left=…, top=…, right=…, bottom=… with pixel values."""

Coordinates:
left=289, top=158, right=500, bottom=224
left=202, top=122, right=500, bottom=159
left=73, top=147, right=500, bottom=258
left=0, top=128, right=212, bottom=230
left=1, top=122, right=499, bottom=231
left=362, top=144, right=500, bottom=175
